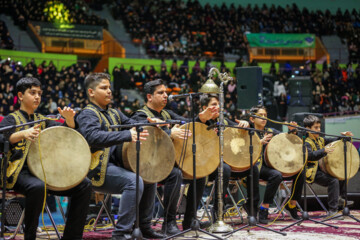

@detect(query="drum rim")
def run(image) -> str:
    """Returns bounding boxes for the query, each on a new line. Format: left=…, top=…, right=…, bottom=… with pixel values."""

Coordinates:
left=173, top=122, right=220, bottom=179
left=265, top=133, right=307, bottom=177
left=122, top=126, right=175, bottom=184
left=223, top=127, right=262, bottom=171
left=27, top=126, right=91, bottom=191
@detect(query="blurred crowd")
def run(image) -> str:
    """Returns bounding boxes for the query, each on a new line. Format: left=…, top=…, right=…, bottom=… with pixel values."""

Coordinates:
left=0, top=0, right=108, bottom=31
left=1, top=0, right=359, bottom=63
left=112, top=0, right=360, bottom=62
left=0, top=57, right=359, bottom=120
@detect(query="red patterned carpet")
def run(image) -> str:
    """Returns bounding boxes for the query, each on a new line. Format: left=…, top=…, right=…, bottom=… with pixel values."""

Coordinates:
left=5, top=210, right=360, bottom=239
left=83, top=210, right=360, bottom=240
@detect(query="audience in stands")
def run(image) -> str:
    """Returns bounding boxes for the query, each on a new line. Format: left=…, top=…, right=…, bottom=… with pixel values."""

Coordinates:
left=0, top=56, right=359, bottom=119
left=112, top=0, right=360, bottom=62
left=2, top=0, right=107, bottom=30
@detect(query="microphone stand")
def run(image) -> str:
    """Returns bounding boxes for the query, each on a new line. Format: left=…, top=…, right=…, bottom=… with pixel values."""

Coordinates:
left=220, top=124, right=286, bottom=237
left=0, top=118, right=49, bottom=239
left=247, top=115, right=339, bottom=231
left=163, top=93, right=223, bottom=240
left=321, top=136, right=360, bottom=223
left=109, top=120, right=184, bottom=240
left=208, top=81, right=233, bottom=233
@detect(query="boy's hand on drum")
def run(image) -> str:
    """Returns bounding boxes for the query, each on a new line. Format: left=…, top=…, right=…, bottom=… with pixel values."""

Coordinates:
left=199, top=106, right=218, bottom=123
left=341, top=131, right=353, bottom=137
left=261, top=132, right=273, bottom=145
left=147, top=117, right=169, bottom=128
left=130, top=127, right=149, bottom=142
left=24, top=124, right=41, bottom=142
left=325, top=144, right=335, bottom=153
left=235, top=119, right=249, bottom=128
left=58, top=107, right=76, bottom=128
left=171, top=124, right=192, bottom=139
left=287, top=121, right=298, bottom=133
left=58, top=107, right=75, bottom=119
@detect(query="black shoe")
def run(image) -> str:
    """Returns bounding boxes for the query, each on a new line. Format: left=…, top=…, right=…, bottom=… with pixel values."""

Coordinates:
left=182, top=218, right=211, bottom=230
left=162, top=220, right=181, bottom=235
left=284, top=205, right=301, bottom=220
left=141, top=227, right=164, bottom=239
left=199, top=220, right=211, bottom=229
left=258, top=208, right=269, bottom=224
left=111, top=233, right=132, bottom=240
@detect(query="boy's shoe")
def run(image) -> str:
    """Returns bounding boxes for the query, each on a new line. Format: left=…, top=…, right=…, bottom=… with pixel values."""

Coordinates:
left=327, top=210, right=344, bottom=220
left=258, top=208, right=269, bottom=224
left=284, top=204, right=301, bottom=220
left=338, top=197, right=354, bottom=207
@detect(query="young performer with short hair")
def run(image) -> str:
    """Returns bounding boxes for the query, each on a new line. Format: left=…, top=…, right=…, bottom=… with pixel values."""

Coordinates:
left=304, top=115, right=353, bottom=218
left=0, top=77, right=92, bottom=240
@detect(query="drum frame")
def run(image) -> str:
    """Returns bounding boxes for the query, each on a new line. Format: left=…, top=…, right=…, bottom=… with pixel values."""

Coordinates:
left=27, top=126, right=91, bottom=191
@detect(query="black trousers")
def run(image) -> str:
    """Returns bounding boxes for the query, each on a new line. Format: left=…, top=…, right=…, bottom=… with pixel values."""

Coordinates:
left=209, top=163, right=260, bottom=215
left=183, top=176, right=208, bottom=223
left=313, top=169, right=346, bottom=211
left=13, top=168, right=92, bottom=240
left=260, top=164, right=305, bottom=204
left=230, top=164, right=260, bottom=214
left=159, top=167, right=182, bottom=223
left=154, top=167, right=208, bottom=224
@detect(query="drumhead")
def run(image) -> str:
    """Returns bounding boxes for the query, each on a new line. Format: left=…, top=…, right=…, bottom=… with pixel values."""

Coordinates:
left=122, top=126, right=175, bottom=184
left=223, top=128, right=261, bottom=172
left=27, top=126, right=91, bottom=191
left=322, top=140, right=360, bottom=180
left=265, top=133, right=306, bottom=177
left=173, top=122, right=219, bottom=179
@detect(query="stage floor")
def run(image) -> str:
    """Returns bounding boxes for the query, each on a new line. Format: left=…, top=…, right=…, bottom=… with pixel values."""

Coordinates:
left=5, top=210, right=360, bottom=239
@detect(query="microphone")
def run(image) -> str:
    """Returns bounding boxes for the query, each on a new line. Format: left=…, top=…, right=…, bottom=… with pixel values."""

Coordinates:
left=168, top=92, right=203, bottom=101
left=164, top=120, right=188, bottom=125
left=45, top=114, right=62, bottom=120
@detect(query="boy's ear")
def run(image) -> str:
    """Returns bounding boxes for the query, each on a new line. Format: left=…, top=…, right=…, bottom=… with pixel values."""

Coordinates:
left=17, top=92, right=23, bottom=101
left=88, top=88, right=94, bottom=97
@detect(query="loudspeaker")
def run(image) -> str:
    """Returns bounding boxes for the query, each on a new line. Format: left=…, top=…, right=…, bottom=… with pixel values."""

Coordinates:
left=286, top=106, right=311, bottom=120
left=265, top=101, right=282, bottom=132
left=236, top=67, right=263, bottom=109
left=288, top=77, right=312, bottom=97
left=291, top=112, right=325, bottom=133
left=289, top=96, right=313, bottom=106
left=4, top=199, right=23, bottom=226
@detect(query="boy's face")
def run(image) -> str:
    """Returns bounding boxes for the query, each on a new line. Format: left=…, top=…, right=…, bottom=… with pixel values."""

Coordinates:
left=88, top=79, right=112, bottom=109
left=203, top=97, right=219, bottom=119
left=250, top=108, right=267, bottom=129
left=147, top=84, right=168, bottom=110
left=18, top=86, right=42, bottom=112
left=308, top=122, right=321, bottom=138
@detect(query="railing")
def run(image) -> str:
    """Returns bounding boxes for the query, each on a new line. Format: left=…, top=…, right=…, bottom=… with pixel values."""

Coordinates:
left=9, top=32, right=354, bottom=64
left=323, top=110, right=360, bottom=118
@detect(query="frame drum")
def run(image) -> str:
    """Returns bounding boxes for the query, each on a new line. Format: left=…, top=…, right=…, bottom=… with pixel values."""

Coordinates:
left=173, top=122, right=219, bottom=179
left=223, top=128, right=262, bottom=172
left=122, top=126, right=175, bottom=184
left=319, top=140, right=360, bottom=180
left=27, top=126, right=91, bottom=191
left=265, top=133, right=306, bottom=177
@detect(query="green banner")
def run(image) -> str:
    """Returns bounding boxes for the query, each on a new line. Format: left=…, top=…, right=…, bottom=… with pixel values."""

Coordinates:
left=247, top=33, right=315, bottom=48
